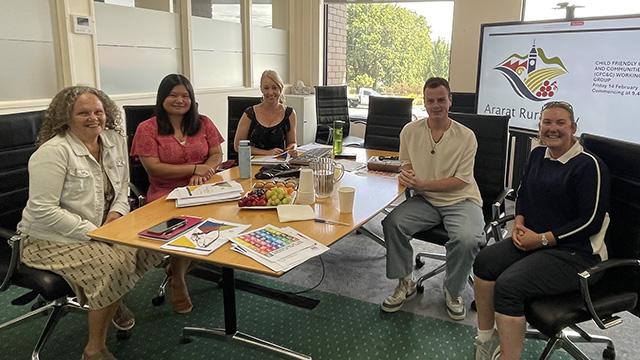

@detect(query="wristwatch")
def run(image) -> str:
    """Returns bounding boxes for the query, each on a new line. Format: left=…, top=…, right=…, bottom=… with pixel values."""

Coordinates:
left=541, top=233, right=549, bottom=246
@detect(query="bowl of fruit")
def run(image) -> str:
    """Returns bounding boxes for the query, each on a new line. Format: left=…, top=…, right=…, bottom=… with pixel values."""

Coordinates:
left=238, top=181, right=297, bottom=209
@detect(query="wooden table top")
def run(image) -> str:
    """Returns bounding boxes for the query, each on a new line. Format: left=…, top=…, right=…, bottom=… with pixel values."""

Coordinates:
left=89, top=148, right=403, bottom=276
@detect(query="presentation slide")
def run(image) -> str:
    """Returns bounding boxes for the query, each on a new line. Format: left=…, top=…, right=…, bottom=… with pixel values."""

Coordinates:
left=476, top=17, right=640, bottom=144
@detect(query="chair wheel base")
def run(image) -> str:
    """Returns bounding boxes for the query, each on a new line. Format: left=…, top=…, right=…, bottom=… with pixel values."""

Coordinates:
left=31, top=299, right=47, bottom=312
left=603, top=346, right=615, bottom=360
left=180, top=336, right=192, bottom=344
left=116, top=330, right=131, bottom=340
left=151, top=295, right=165, bottom=306
left=416, top=284, right=424, bottom=294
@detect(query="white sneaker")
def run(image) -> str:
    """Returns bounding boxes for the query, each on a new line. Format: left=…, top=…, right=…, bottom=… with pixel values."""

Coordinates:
left=381, top=277, right=416, bottom=313
left=475, top=331, right=501, bottom=360
left=444, top=288, right=466, bottom=320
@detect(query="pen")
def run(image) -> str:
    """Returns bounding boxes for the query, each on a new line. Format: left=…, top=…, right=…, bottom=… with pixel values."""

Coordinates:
left=314, top=218, right=349, bottom=226
left=186, top=187, right=192, bottom=196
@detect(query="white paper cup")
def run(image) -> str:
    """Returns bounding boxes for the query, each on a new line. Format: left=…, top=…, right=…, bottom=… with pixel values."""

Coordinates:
left=298, top=168, right=315, bottom=194
left=296, top=190, right=315, bottom=205
left=338, top=186, right=355, bottom=214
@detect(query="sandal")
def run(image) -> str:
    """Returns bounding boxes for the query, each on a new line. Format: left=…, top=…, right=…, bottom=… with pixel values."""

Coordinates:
left=112, top=302, right=135, bottom=331
left=80, top=349, right=117, bottom=360
left=167, top=265, right=193, bottom=314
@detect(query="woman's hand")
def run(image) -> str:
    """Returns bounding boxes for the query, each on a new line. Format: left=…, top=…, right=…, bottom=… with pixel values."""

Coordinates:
left=512, top=224, right=543, bottom=251
left=194, top=164, right=215, bottom=179
left=189, top=175, right=208, bottom=186
left=285, top=144, right=298, bottom=157
left=104, top=211, right=122, bottom=224
left=269, top=148, right=285, bottom=156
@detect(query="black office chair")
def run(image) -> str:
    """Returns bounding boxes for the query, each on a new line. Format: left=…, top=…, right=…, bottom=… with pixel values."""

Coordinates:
left=520, top=133, right=640, bottom=360
left=412, top=112, right=512, bottom=293
left=363, top=96, right=413, bottom=151
left=450, top=92, right=477, bottom=114
left=314, top=85, right=365, bottom=147
left=227, top=96, right=262, bottom=162
left=0, top=110, right=87, bottom=359
left=123, top=105, right=155, bottom=208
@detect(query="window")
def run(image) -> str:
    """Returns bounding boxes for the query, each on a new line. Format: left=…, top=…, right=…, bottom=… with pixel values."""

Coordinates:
left=95, top=2, right=181, bottom=94
left=325, top=1, right=454, bottom=120
left=0, top=0, right=57, bottom=100
left=524, top=0, right=640, bottom=21
left=252, top=0, right=289, bottom=85
left=192, top=0, right=243, bottom=88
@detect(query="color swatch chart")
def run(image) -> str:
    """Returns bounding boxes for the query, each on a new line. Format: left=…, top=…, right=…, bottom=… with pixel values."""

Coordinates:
left=230, top=225, right=312, bottom=261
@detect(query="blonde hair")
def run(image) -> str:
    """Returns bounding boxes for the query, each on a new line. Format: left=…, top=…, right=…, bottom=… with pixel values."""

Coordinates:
left=260, top=69, right=286, bottom=104
left=38, top=86, right=123, bottom=146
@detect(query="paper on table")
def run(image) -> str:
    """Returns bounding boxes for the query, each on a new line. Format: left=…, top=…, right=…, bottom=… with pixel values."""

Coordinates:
left=160, top=218, right=250, bottom=255
left=167, top=181, right=243, bottom=200
left=230, top=226, right=329, bottom=272
left=176, top=192, right=241, bottom=208
left=276, top=204, right=315, bottom=222
left=251, top=153, right=290, bottom=165
left=336, top=159, right=367, bottom=172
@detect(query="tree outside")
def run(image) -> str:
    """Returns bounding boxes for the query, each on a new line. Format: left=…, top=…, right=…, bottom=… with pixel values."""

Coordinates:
left=346, top=3, right=450, bottom=105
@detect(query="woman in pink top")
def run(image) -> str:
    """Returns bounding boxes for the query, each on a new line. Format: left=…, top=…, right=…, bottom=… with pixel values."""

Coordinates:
left=131, top=74, right=224, bottom=313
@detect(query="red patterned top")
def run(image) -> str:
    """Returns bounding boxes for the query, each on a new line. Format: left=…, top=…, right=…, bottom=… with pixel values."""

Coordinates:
left=130, top=115, right=224, bottom=202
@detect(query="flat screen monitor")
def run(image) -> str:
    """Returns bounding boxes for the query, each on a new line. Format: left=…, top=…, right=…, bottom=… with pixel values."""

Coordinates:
left=476, top=17, right=640, bottom=143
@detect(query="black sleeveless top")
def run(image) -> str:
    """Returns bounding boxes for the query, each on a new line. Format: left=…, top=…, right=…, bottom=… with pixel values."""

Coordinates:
left=245, top=106, right=293, bottom=150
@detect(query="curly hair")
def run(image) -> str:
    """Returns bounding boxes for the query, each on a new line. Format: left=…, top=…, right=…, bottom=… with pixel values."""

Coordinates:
left=38, top=86, right=123, bottom=146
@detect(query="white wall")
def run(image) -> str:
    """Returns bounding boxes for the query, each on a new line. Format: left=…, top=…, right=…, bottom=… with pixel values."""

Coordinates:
left=449, top=0, right=523, bottom=92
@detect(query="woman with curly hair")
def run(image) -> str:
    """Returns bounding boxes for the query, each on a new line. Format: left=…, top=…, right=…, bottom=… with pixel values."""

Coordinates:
left=130, top=74, right=224, bottom=313
left=18, top=86, right=163, bottom=360
left=234, top=69, right=297, bottom=155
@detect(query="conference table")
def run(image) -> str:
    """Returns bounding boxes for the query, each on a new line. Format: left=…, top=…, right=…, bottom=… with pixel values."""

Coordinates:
left=89, top=147, right=403, bottom=359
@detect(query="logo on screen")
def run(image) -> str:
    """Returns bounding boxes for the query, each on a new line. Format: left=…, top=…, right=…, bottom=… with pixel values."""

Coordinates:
left=494, top=41, right=568, bottom=101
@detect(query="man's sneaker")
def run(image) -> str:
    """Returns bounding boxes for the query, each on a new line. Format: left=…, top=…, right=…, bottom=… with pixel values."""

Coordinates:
left=381, top=278, right=416, bottom=313
left=444, top=288, right=466, bottom=320
left=475, top=331, right=501, bottom=360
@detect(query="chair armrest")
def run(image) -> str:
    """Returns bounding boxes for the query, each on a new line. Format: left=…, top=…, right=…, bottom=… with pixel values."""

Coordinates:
left=129, top=182, right=146, bottom=208
left=578, top=259, right=640, bottom=329
left=487, top=214, right=515, bottom=243
left=490, top=214, right=515, bottom=228
left=491, top=188, right=514, bottom=221
left=0, top=227, right=21, bottom=292
left=316, top=124, right=334, bottom=145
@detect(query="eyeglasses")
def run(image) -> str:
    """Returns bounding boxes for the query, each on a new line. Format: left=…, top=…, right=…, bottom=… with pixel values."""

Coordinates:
left=541, top=100, right=573, bottom=114
left=191, top=229, right=220, bottom=248
left=541, top=101, right=579, bottom=123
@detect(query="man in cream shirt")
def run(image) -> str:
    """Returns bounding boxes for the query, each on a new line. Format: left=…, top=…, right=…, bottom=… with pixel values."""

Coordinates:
left=381, top=77, right=484, bottom=320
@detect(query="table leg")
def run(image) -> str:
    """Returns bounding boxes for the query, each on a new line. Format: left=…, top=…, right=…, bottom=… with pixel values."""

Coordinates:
left=189, top=263, right=320, bottom=309
left=182, top=267, right=312, bottom=360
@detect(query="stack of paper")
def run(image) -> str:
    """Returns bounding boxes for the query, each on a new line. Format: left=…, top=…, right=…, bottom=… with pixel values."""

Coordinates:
left=229, top=225, right=329, bottom=272
left=160, top=218, right=250, bottom=256
left=251, top=153, right=289, bottom=165
left=167, top=181, right=244, bottom=207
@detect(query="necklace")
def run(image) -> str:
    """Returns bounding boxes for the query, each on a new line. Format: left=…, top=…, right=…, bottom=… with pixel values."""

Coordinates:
left=428, top=127, right=438, bottom=154
left=426, top=119, right=449, bottom=155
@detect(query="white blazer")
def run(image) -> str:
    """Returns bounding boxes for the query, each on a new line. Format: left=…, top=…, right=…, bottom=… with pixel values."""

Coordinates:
left=18, top=130, right=130, bottom=243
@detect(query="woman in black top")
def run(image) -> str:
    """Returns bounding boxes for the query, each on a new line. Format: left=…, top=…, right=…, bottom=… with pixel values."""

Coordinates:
left=234, top=70, right=298, bottom=155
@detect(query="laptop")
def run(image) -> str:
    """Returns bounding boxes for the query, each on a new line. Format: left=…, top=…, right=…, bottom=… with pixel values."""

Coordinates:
left=289, top=147, right=333, bottom=165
